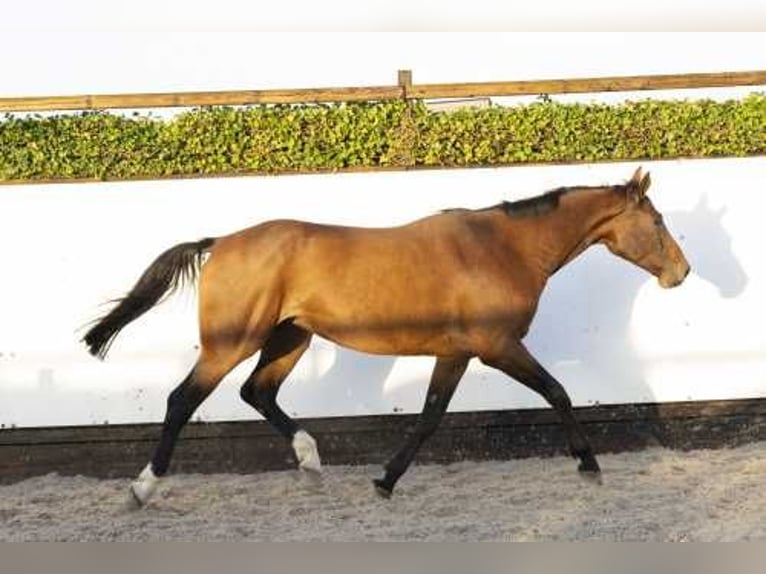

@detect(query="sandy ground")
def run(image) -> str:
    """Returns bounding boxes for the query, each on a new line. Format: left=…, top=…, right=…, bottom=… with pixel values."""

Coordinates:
left=1, top=442, right=764, bottom=541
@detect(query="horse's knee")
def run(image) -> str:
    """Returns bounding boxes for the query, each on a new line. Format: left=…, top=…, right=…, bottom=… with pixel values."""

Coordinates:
left=165, top=379, right=208, bottom=424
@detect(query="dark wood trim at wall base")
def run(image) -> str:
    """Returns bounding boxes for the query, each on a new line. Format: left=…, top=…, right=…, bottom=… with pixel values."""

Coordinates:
left=1, top=398, right=764, bottom=484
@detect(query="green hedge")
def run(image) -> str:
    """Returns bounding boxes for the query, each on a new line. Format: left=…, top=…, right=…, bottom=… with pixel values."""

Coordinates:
left=1, top=95, right=764, bottom=182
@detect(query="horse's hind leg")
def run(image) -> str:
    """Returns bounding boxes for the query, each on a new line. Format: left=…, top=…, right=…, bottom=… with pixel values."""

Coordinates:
left=239, top=321, right=320, bottom=472
left=480, top=340, right=601, bottom=481
left=373, top=356, right=469, bottom=498
left=129, top=344, right=255, bottom=507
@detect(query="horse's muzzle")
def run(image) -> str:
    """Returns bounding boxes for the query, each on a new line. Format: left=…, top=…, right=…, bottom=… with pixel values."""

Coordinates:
left=659, top=263, right=691, bottom=289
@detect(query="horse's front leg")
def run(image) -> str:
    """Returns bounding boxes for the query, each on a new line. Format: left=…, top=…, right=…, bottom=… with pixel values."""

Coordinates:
left=373, top=356, right=469, bottom=498
left=480, top=339, right=601, bottom=480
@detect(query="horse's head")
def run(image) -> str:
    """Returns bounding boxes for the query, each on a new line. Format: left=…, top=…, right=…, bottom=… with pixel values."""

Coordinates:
left=597, top=167, right=690, bottom=289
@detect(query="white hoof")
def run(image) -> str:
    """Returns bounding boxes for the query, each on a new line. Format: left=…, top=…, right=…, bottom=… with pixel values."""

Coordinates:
left=129, top=463, right=160, bottom=507
left=292, top=430, right=321, bottom=473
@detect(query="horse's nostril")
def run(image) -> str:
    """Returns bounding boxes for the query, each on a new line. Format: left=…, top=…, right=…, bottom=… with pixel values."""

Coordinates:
left=671, top=265, right=691, bottom=287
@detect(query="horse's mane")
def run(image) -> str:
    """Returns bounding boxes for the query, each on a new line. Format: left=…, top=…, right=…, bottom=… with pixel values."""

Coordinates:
left=498, top=187, right=568, bottom=218
left=441, top=184, right=618, bottom=219
left=504, top=184, right=628, bottom=218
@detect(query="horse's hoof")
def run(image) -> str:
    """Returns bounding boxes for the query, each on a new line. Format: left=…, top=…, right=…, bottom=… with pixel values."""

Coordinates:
left=129, top=480, right=154, bottom=507
left=576, top=453, right=601, bottom=474
left=299, top=460, right=322, bottom=474
left=126, top=484, right=146, bottom=510
left=578, top=469, right=603, bottom=485
left=577, top=456, right=602, bottom=484
left=372, top=478, right=393, bottom=499
left=298, top=466, right=325, bottom=492
left=128, top=463, right=159, bottom=508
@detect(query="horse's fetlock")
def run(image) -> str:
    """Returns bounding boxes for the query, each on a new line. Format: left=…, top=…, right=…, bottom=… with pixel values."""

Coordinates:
left=548, top=388, right=572, bottom=410
left=292, top=430, right=321, bottom=473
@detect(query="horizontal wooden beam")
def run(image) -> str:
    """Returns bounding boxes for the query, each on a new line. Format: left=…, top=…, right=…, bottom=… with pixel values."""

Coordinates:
left=408, top=70, right=766, bottom=99
left=0, top=85, right=404, bottom=113
left=1, top=70, right=764, bottom=113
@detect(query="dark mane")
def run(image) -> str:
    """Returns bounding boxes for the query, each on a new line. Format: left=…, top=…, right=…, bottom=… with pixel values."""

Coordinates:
left=498, top=184, right=619, bottom=218
left=441, top=184, right=619, bottom=218
left=499, top=187, right=568, bottom=218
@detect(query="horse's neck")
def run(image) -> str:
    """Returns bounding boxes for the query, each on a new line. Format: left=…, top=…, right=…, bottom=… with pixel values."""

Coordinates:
left=523, top=187, right=623, bottom=278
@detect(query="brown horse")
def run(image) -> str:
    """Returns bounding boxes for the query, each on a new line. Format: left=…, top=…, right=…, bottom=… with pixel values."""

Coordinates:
left=83, top=167, right=689, bottom=506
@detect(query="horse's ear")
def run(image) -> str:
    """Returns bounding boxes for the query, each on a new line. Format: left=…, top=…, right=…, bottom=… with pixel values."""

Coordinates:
left=639, top=171, right=651, bottom=198
left=627, top=166, right=647, bottom=203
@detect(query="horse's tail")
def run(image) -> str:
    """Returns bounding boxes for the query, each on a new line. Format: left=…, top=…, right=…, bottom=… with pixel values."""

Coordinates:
left=83, top=237, right=216, bottom=360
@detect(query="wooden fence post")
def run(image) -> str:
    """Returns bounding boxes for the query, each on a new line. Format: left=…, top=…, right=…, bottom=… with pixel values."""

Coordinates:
left=398, top=69, right=413, bottom=100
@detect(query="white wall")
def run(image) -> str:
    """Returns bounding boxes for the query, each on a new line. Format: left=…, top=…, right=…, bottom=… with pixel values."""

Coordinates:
left=1, top=158, right=764, bottom=427
left=1, top=32, right=764, bottom=427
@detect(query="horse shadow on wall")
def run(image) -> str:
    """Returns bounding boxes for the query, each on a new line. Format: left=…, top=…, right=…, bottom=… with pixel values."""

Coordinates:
left=289, top=195, right=747, bottom=427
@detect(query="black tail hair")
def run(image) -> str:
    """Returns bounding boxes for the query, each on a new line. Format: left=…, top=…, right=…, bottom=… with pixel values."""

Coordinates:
left=83, top=237, right=215, bottom=359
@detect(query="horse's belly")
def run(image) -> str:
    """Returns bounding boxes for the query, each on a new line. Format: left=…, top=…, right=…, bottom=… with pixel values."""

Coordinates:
left=292, top=309, right=468, bottom=357
left=312, top=327, right=462, bottom=357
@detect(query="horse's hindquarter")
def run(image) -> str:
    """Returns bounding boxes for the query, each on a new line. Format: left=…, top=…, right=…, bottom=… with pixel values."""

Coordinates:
left=282, top=213, right=542, bottom=356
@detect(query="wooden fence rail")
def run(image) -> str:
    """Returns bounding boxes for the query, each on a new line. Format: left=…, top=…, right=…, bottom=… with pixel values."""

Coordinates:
left=1, top=69, right=765, bottom=113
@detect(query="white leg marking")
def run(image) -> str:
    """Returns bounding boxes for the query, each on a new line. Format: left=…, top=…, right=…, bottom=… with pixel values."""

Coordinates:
left=129, top=463, right=160, bottom=506
left=292, top=430, right=321, bottom=473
